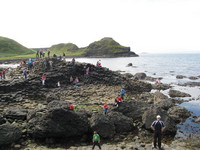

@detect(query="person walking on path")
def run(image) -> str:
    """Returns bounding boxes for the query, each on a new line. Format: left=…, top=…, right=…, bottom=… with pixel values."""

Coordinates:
left=151, top=115, right=165, bottom=150
left=92, top=131, right=101, bottom=150
left=120, top=88, right=125, bottom=100
left=103, top=104, right=108, bottom=115
left=23, top=68, right=28, bottom=80
left=41, top=74, right=46, bottom=85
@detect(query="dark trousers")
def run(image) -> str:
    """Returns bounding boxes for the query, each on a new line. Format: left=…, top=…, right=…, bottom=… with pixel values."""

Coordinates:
left=154, top=131, right=162, bottom=148
left=92, top=141, right=101, bottom=149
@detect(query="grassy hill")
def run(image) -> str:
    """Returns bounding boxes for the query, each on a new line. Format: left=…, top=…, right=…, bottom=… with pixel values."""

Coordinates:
left=50, top=43, right=83, bottom=56
left=0, top=36, right=35, bottom=59
left=50, top=37, right=138, bottom=57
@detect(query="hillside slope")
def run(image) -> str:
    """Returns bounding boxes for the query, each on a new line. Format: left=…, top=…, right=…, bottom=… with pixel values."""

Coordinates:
left=50, top=37, right=138, bottom=57
left=0, top=36, right=35, bottom=57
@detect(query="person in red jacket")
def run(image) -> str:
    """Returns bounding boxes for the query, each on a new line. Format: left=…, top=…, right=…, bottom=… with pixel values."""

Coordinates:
left=2, top=69, right=6, bottom=79
left=69, top=103, right=74, bottom=110
left=41, top=74, right=46, bottom=85
left=115, top=95, right=123, bottom=107
left=103, top=104, right=108, bottom=115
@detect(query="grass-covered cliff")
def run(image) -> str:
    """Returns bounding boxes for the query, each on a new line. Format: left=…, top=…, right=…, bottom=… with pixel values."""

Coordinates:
left=0, top=36, right=35, bottom=59
left=50, top=37, right=138, bottom=57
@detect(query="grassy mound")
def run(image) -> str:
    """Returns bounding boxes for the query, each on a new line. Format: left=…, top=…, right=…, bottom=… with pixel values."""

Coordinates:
left=0, top=36, right=35, bottom=59
left=50, top=37, right=133, bottom=57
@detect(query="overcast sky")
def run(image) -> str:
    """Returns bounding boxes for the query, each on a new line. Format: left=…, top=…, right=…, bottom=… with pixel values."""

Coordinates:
left=1, top=0, right=200, bottom=53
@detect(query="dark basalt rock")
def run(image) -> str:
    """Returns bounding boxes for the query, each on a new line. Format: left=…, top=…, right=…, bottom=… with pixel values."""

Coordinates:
left=169, top=89, right=191, bottom=98
left=0, top=124, right=22, bottom=146
left=3, top=107, right=28, bottom=120
left=27, top=101, right=89, bottom=139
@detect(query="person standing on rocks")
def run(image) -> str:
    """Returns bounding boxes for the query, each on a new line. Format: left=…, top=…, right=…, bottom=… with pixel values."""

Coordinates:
left=151, top=115, right=165, bottom=150
left=120, top=88, right=125, bottom=100
left=47, top=49, right=50, bottom=58
left=57, top=81, right=61, bottom=88
left=41, top=74, right=46, bottom=85
left=36, top=50, right=39, bottom=58
left=2, top=69, right=6, bottom=79
left=86, top=67, right=90, bottom=75
left=49, top=60, right=53, bottom=70
left=92, top=131, right=101, bottom=150
left=0, top=70, right=2, bottom=79
left=23, top=68, right=28, bottom=80
left=103, top=104, right=108, bottom=115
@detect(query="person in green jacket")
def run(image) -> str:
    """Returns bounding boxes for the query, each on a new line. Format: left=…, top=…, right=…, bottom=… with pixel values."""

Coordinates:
left=92, top=131, right=101, bottom=150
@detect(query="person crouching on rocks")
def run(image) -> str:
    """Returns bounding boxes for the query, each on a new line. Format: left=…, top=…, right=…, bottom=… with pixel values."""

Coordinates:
left=74, top=77, right=79, bottom=87
left=41, top=74, right=46, bottom=85
left=115, top=95, right=123, bottom=107
left=92, top=131, right=101, bottom=150
left=57, top=81, right=61, bottom=88
left=151, top=115, right=165, bottom=150
left=103, top=104, right=108, bottom=115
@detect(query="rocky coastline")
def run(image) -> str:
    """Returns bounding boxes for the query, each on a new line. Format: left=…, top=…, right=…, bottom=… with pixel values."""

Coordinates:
left=0, top=58, right=199, bottom=150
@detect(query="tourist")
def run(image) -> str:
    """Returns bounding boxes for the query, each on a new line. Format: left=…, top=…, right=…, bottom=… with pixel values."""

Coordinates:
left=96, top=60, right=101, bottom=67
left=86, top=67, right=90, bottom=75
left=103, top=104, right=108, bottom=115
left=2, top=69, right=6, bottom=79
left=39, top=50, right=43, bottom=58
left=49, top=60, right=53, bottom=70
left=57, top=81, right=61, bottom=88
left=23, top=68, right=28, bottom=80
left=151, top=115, right=165, bottom=150
left=72, top=58, right=75, bottom=66
left=43, top=50, right=45, bottom=57
left=0, top=70, right=2, bottom=79
left=156, top=78, right=161, bottom=84
left=69, top=103, right=74, bottom=110
left=70, top=76, right=73, bottom=86
left=120, top=88, right=125, bottom=100
left=74, top=77, right=79, bottom=87
left=41, top=74, right=46, bottom=85
left=47, top=49, right=50, bottom=58
left=36, top=50, right=39, bottom=58
left=115, top=95, right=123, bottom=107
left=92, top=131, right=101, bottom=150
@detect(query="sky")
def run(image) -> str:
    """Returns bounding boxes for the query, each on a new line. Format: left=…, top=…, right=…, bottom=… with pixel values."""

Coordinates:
left=0, top=0, right=200, bottom=53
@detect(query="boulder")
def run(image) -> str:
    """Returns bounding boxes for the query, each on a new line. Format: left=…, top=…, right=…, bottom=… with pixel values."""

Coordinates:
left=176, top=75, right=186, bottom=79
left=153, top=91, right=169, bottom=104
left=125, top=81, right=152, bottom=94
left=156, top=99, right=174, bottom=110
left=0, top=117, right=6, bottom=125
left=107, top=112, right=134, bottom=133
left=133, top=73, right=147, bottom=80
left=193, top=116, right=200, bottom=123
left=167, top=106, right=191, bottom=123
left=0, top=124, right=22, bottom=146
left=90, top=113, right=115, bottom=138
left=142, top=107, right=177, bottom=135
left=3, top=107, right=28, bottom=120
left=169, top=90, right=191, bottom=98
left=189, top=76, right=198, bottom=80
left=113, top=101, right=150, bottom=121
left=122, top=73, right=134, bottom=79
left=126, top=63, right=133, bottom=67
left=27, top=105, right=89, bottom=139
left=152, top=83, right=171, bottom=90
